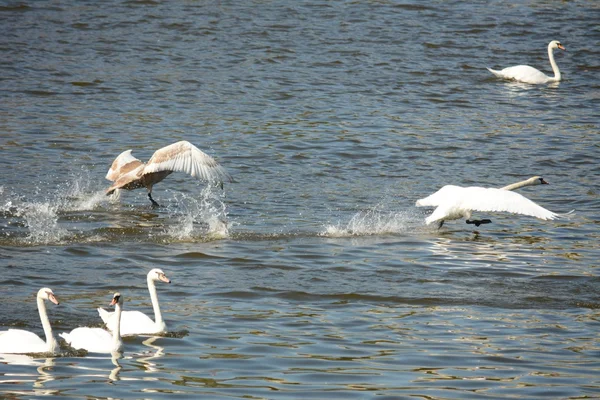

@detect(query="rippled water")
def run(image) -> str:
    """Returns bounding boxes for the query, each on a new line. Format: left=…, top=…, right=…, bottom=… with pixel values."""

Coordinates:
left=1, top=0, right=599, bottom=398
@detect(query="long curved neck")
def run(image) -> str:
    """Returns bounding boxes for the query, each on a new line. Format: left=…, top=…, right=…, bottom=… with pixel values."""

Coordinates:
left=500, top=178, right=534, bottom=191
left=37, top=297, right=55, bottom=352
left=148, top=277, right=163, bottom=326
left=113, top=301, right=122, bottom=347
left=548, top=44, right=561, bottom=81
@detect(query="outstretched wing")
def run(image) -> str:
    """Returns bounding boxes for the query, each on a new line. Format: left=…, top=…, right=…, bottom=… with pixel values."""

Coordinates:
left=416, top=185, right=463, bottom=208
left=106, top=150, right=144, bottom=181
left=142, top=141, right=232, bottom=184
left=459, top=187, right=559, bottom=220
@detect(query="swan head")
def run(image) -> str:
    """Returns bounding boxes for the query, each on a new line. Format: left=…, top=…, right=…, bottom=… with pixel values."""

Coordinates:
left=149, top=268, right=171, bottom=284
left=549, top=40, right=565, bottom=51
left=37, top=288, right=59, bottom=305
left=529, top=176, right=549, bottom=186
left=110, top=292, right=123, bottom=307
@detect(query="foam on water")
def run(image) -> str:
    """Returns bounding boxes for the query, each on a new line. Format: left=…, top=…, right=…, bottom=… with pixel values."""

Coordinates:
left=164, top=185, right=230, bottom=241
left=322, top=203, right=423, bottom=237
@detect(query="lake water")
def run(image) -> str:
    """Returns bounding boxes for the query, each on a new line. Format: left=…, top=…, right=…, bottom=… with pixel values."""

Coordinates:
left=1, top=0, right=599, bottom=398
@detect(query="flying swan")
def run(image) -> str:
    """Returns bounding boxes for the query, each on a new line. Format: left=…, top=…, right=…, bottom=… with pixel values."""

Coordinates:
left=106, top=140, right=232, bottom=207
left=60, top=293, right=124, bottom=354
left=487, top=40, right=565, bottom=84
left=98, top=269, right=170, bottom=336
left=0, top=288, right=60, bottom=354
left=416, top=176, right=563, bottom=228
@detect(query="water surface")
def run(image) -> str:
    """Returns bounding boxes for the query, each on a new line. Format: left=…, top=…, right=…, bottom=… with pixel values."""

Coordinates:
left=1, top=0, right=599, bottom=398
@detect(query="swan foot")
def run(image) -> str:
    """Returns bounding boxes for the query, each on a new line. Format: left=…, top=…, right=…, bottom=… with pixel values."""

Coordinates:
left=466, top=219, right=492, bottom=227
left=148, top=193, right=160, bottom=208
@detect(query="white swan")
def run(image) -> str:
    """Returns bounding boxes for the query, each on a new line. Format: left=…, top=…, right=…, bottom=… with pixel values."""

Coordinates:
left=60, top=293, right=123, bottom=354
left=487, top=40, right=565, bottom=84
left=106, top=140, right=233, bottom=207
left=416, top=176, right=561, bottom=228
left=98, top=269, right=170, bottom=336
left=0, top=288, right=59, bottom=354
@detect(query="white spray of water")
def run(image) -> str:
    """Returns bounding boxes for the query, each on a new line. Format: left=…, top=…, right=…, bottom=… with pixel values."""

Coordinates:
left=0, top=169, right=112, bottom=245
left=165, top=185, right=230, bottom=241
left=322, top=203, right=421, bottom=237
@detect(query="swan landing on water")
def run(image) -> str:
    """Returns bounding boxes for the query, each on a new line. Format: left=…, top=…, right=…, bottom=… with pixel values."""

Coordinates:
left=487, top=40, right=565, bottom=84
left=106, top=140, right=233, bottom=207
left=416, top=176, right=570, bottom=229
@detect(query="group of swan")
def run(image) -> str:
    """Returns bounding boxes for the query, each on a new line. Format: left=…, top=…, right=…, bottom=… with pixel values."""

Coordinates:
left=416, top=176, right=569, bottom=229
left=106, top=140, right=232, bottom=207
left=487, top=40, right=565, bottom=84
left=0, top=269, right=170, bottom=356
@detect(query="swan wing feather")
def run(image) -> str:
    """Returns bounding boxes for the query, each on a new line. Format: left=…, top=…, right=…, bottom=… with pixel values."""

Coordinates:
left=416, top=185, right=463, bottom=207
left=489, top=65, right=550, bottom=84
left=459, top=187, right=558, bottom=219
left=60, top=327, right=114, bottom=353
left=142, top=141, right=232, bottom=184
left=0, top=330, right=47, bottom=353
left=103, top=310, right=161, bottom=336
left=106, top=150, right=144, bottom=181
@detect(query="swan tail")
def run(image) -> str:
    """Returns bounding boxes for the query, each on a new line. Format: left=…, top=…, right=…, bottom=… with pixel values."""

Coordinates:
left=97, top=307, right=112, bottom=324
left=59, top=332, right=71, bottom=343
left=487, top=67, right=503, bottom=77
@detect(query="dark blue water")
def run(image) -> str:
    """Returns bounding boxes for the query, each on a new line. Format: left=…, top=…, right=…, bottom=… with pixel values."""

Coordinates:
left=1, top=1, right=599, bottom=398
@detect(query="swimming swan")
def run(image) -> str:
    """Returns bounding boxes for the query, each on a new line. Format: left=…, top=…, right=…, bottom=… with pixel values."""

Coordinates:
left=106, top=140, right=232, bottom=207
left=416, top=176, right=561, bottom=228
left=487, top=40, right=565, bottom=84
left=98, top=269, right=170, bottom=336
left=60, top=293, right=123, bottom=354
left=0, top=288, right=59, bottom=354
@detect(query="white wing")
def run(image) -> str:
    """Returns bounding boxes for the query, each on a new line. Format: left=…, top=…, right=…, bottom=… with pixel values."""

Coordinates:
left=142, top=141, right=232, bottom=184
left=487, top=65, right=549, bottom=84
left=100, top=309, right=162, bottom=336
left=458, top=187, right=558, bottom=220
left=0, top=329, right=47, bottom=354
left=416, top=185, right=463, bottom=207
left=60, top=327, right=114, bottom=353
left=106, top=150, right=144, bottom=181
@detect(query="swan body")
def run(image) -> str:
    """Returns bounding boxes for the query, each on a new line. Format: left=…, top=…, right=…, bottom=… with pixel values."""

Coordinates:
left=0, top=288, right=59, bottom=354
left=416, top=177, right=560, bottom=228
left=98, top=269, right=170, bottom=336
left=106, top=140, right=232, bottom=206
left=487, top=40, right=565, bottom=84
left=60, top=293, right=123, bottom=354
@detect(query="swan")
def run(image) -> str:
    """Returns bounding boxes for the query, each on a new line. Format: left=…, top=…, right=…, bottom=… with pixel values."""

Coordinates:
left=0, top=288, right=59, bottom=354
left=416, top=176, right=562, bottom=228
left=98, top=269, right=170, bottom=336
left=106, top=140, right=233, bottom=207
left=60, top=293, right=123, bottom=354
left=487, top=40, right=565, bottom=84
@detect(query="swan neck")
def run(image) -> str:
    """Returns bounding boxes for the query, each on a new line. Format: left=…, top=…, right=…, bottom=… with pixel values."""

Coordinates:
left=548, top=44, right=561, bottom=81
left=500, top=179, right=532, bottom=191
left=113, top=301, right=122, bottom=345
left=37, top=296, right=55, bottom=352
left=148, top=277, right=163, bottom=325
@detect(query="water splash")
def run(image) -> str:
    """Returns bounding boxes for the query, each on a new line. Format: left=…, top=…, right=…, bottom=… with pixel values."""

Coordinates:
left=0, top=170, right=109, bottom=245
left=322, top=204, right=421, bottom=237
left=164, top=185, right=230, bottom=241
left=19, top=201, right=68, bottom=245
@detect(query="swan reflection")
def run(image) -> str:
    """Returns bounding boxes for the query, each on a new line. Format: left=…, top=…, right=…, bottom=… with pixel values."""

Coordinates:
left=0, top=355, right=57, bottom=395
left=137, top=336, right=165, bottom=373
